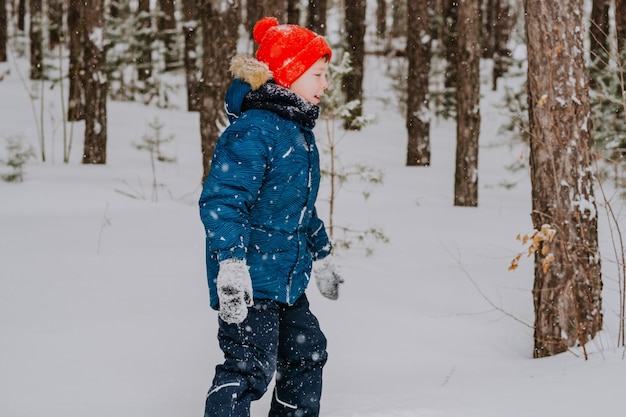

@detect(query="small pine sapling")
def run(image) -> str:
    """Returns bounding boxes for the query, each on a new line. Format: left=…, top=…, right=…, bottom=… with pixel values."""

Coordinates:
left=0, top=136, right=36, bottom=182
left=132, top=117, right=176, bottom=202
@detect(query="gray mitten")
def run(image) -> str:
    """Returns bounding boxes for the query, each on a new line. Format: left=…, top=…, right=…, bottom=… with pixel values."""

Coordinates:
left=313, top=256, right=344, bottom=300
left=217, top=258, right=254, bottom=324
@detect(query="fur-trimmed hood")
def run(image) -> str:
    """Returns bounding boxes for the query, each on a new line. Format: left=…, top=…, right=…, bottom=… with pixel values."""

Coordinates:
left=229, top=55, right=273, bottom=90
left=224, top=55, right=273, bottom=122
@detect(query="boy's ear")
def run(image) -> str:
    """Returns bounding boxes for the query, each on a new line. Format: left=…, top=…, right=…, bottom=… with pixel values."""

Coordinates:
left=230, top=55, right=273, bottom=90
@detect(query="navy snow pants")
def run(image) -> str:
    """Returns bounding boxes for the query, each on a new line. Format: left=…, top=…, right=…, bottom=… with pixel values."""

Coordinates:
left=204, top=294, right=328, bottom=417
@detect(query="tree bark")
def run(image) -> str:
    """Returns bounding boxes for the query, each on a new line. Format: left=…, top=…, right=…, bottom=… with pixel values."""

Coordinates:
left=199, top=0, right=240, bottom=182
left=182, top=0, right=200, bottom=111
left=405, top=0, right=431, bottom=166
left=29, top=0, right=43, bottom=79
left=524, top=0, right=602, bottom=358
left=453, top=0, right=480, bottom=207
left=343, top=0, right=367, bottom=130
left=67, top=0, right=84, bottom=121
left=82, top=0, right=108, bottom=164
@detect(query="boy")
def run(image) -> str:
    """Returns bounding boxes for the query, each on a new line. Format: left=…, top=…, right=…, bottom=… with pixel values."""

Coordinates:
left=199, top=17, right=344, bottom=417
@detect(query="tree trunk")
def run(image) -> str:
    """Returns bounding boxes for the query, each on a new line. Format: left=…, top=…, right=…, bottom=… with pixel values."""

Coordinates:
left=307, top=0, right=327, bottom=35
left=589, top=0, right=610, bottom=77
left=82, top=0, right=108, bottom=164
left=47, top=0, right=63, bottom=50
left=390, top=0, right=407, bottom=40
left=182, top=0, right=200, bottom=111
left=67, top=0, right=84, bottom=121
left=0, top=0, right=7, bottom=62
left=199, top=0, right=240, bottom=182
left=481, top=0, right=494, bottom=58
left=29, top=0, right=43, bottom=79
left=287, top=0, right=301, bottom=24
left=17, top=0, right=25, bottom=31
left=137, top=0, right=152, bottom=81
left=158, top=0, right=178, bottom=71
left=616, top=0, right=626, bottom=54
left=110, top=0, right=120, bottom=18
left=376, top=0, right=387, bottom=39
left=405, top=0, right=431, bottom=166
left=248, top=0, right=287, bottom=30
left=492, top=0, right=512, bottom=90
left=453, top=0, right=480, bottom=207
left=442, top=0, right=457, bottom=88
left=524, top=0, right=602, bottom=358
left=343, top=0, right=366, bottom=130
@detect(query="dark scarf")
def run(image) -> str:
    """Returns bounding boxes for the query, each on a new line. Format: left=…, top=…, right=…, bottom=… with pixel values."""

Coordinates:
left=241, top=82, right=320, bottom=129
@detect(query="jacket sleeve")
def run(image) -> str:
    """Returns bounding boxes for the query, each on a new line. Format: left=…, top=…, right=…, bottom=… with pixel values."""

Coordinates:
left=199, top=125, right=269, bottom=261
left=307, top=207, right=332, bottom=261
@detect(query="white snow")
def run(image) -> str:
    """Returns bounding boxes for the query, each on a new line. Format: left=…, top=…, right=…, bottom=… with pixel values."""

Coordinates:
left=1, top=52, right=626, bottom=417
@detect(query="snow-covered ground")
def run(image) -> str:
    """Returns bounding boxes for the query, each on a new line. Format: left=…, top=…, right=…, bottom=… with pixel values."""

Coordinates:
left=1, top=48, right=626, bottom=417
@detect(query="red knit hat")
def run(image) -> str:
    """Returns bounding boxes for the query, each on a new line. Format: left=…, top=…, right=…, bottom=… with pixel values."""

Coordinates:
left=253, top=17, right=332, bottom=88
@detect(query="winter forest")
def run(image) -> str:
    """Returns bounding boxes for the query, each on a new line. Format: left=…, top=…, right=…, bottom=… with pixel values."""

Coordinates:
left=2, top=0, right=626, bottom=416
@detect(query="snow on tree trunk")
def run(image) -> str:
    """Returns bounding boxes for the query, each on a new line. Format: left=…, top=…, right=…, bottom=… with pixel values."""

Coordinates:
left=405, top=0, right=431, bottom=166
left=453, top=0, right=480, bottom=207
left=524, top=0, right=602, bottom=358
left=199, top=0, right=240, bottom=182
left=82, top=0, right=108, bottom=164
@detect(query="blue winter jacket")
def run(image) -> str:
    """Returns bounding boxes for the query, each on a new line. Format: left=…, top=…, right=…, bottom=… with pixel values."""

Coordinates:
left=199, top=56, right=332, bottom=309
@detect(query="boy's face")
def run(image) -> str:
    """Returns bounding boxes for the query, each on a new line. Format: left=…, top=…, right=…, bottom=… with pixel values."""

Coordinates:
left=289, top=57, right=329, bottom=105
